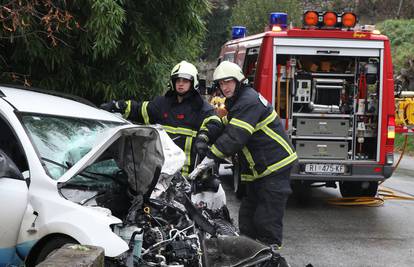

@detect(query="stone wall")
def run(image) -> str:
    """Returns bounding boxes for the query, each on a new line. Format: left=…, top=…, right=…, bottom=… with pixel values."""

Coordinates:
left=36, top=244, right=104, bottom=267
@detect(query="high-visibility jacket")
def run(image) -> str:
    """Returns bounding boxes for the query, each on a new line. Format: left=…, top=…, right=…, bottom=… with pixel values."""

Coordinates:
left=210, top=86, right=297, bottom=182
left=124, top=90, right=222, bottom=176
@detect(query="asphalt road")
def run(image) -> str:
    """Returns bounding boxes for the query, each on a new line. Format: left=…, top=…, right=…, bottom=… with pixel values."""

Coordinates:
left=222, top=161, right=414, bottom=267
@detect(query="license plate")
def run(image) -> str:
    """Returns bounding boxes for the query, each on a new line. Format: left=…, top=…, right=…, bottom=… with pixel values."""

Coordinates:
left=305, top=164, right=345, bottom=174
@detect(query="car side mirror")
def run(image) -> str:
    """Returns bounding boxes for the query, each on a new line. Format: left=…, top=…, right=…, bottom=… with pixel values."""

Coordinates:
left=0, top=150, right=24, bottom=181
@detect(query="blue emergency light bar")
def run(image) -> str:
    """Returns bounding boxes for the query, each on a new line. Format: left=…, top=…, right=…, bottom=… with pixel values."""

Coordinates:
left=269, top=12, right=288, bottom=29
left=232, top=26, right=247, bottom=39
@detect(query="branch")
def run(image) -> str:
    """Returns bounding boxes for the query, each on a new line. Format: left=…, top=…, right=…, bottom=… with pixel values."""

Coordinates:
left=0, top=0, right=78, bottom=48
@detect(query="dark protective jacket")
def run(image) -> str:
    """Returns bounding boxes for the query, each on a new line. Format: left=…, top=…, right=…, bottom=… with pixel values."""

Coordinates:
left=124, top=89, right=222, bottom=176
left=210, top=85, right=297, bottom=182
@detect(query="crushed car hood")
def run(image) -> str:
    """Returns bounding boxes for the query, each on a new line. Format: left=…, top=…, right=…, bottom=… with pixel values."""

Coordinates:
left=57, top=124, right=185, bottom=197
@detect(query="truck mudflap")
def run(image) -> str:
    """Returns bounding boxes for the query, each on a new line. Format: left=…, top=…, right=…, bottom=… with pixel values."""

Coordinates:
left=290, top=161, right=394, bottom=181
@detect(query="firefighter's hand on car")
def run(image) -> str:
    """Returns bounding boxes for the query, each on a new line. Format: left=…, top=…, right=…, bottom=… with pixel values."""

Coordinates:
left=188, top=156, right=215, bottom=180
left=100, top=100, right=127, bottom=114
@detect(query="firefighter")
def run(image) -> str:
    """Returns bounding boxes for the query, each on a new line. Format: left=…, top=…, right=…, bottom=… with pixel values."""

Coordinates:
left=100, top=60, right=222, bottom=176
left=199, top=61, right=297, bottom=248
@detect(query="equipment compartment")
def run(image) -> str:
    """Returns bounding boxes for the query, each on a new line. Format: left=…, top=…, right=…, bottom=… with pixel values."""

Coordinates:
left=295, top=140, right=349, bottom=160
left=295, top=117, right=350, bottom=137
left=275, top=53, right=381, bottom=161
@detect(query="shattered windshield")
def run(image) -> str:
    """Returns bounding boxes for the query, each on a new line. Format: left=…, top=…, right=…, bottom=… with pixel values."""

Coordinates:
left=21, top=113, right=124, bottom=180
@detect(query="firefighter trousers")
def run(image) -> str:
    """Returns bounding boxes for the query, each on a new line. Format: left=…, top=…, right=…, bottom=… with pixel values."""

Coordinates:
left=239, top=169, right=292, bottom=246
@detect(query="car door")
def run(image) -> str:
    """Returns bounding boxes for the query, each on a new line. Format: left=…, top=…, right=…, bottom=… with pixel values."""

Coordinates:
left=0, top=151, right=28, bottom=267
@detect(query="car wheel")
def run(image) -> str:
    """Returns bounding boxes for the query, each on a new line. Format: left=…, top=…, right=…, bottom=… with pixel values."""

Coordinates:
left=31, top=237, right=77, bottom=266
left=339, top=181, right=378, bottom=197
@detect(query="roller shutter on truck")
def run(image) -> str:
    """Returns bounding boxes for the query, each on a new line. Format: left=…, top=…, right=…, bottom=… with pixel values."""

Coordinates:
left=273, top=38, right=384, bottom=167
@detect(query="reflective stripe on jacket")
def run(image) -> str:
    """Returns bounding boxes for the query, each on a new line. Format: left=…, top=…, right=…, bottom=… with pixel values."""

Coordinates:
left=211, top=86, right=297, bottom=182
left=124, top=90, right=222, bottom=176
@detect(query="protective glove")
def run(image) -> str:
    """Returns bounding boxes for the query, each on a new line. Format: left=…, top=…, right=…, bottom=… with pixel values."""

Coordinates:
left=100, top=100, right=127, bottom=113
left=194, top=133, right=209, bottom=159
left=188, top=156, right=215, bottom=180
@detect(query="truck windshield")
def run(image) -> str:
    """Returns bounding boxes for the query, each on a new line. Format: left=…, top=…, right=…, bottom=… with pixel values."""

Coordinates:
left=21, top=114, right=124, bottom=180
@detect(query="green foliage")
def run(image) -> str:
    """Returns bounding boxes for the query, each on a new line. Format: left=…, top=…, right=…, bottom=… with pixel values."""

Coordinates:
left=304, top=0, right=357, bottom=12
left=202, top=7, right=232, bottom=61
left=0, top=0, right=210, bottom=103
left=377, top=19, right=414, bottom=72
left=395, top=134, right=414, bottom=156
left=376, top=19, right=414, bottom=155
left=229, top=0, right=302, bottom=36
left=87, top=0, right=126, bottom=59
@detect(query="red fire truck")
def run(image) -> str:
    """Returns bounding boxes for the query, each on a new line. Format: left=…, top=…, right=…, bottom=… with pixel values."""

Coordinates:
left=217, top=11, right=395, bottom=197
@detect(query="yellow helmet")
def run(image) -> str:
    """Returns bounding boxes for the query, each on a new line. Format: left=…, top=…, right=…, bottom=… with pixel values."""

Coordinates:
left=170, top=60, right=199, bottom=90
left=213, top=61, right=245, bottom=83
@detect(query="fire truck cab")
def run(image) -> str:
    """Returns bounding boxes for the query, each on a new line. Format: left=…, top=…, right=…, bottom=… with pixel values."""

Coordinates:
left=217, top=12, right=395, bottom=197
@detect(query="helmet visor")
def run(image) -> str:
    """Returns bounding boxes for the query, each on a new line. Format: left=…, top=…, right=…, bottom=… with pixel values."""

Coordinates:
left=171, top=73, right=193, bottom=81
left=214, top=76, right=236, bottom=83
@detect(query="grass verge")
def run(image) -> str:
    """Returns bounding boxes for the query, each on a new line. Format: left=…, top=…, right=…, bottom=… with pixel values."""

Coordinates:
left=394, top=133, right=414, bottom=156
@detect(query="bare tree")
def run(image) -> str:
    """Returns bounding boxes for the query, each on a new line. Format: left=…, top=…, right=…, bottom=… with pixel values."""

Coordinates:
left=0, top=0, right=78, bottom=84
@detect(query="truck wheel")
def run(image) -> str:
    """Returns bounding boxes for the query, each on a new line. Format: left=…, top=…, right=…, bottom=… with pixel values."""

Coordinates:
left=339, top=181, right=378, bottom=197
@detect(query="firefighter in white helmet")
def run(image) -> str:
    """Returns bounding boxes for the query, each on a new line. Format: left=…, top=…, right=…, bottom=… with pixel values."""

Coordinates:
left=196, top=60, right=297, bottom=248
left=100, top=60, right=223, bottom=176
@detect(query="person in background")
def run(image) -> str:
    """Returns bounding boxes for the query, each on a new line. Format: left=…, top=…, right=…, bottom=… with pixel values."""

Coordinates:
left=100, top=60, right=223, bottom=176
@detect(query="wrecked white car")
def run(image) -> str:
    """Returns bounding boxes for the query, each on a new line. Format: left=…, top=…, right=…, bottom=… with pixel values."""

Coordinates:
left=0, top=86, right=285, bottom=267
left=0, top=86, right=187, bottom=266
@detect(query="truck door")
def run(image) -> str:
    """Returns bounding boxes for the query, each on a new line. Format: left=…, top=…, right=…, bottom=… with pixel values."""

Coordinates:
left=243, top=47, right=260, bottom=86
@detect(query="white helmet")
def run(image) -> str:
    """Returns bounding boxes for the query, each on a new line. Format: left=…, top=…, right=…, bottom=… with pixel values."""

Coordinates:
left=213, top=61, right=245, bottom=83
left=170, top=60, right=199, bottom=90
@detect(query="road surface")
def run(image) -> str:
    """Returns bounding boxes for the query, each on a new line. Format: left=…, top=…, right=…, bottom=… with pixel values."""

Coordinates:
left=222, top=159, right=414, bottom=267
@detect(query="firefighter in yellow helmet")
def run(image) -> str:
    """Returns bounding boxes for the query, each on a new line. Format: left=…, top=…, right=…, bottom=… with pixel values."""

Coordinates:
left=195, top=61, right=297, bottom=248
left=100, top=61, right=223, bottom=176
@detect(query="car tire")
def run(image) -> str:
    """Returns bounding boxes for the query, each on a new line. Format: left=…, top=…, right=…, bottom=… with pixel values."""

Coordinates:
left=339, top=181, right=378, bottom=197
left=31, top=236, right=77, bottom=266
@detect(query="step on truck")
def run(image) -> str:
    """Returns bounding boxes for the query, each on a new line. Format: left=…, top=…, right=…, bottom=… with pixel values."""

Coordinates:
left=217, top=11, right=395, bottom=197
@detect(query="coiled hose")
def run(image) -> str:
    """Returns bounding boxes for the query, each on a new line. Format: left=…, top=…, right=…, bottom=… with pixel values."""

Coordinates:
left=328, top=135, right=414, bottom=206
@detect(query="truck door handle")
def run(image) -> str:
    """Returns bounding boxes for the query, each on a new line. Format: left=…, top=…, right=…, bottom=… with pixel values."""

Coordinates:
left=316, top=50, right=340, bottom=54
